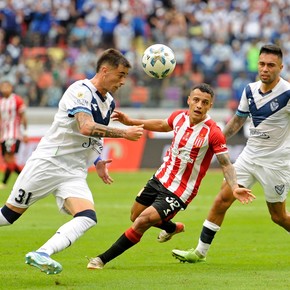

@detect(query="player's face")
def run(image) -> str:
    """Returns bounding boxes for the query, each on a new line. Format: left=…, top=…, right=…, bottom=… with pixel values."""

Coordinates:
left=258, top=53, right=283, bottom=85
left=102, top=64, right=129, bottom=93
left=187, top=89, right=213, bottom=125
left=0, top=82, right=13, bottom=98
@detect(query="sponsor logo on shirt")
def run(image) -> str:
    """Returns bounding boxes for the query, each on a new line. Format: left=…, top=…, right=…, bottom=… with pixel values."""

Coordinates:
left=249, top=129, right=270, bottom=139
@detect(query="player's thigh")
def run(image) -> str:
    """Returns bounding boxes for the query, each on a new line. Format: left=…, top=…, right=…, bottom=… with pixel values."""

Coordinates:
left=151, top=192, right=184, bottom=222
left=56, top=178, right=94, bottom=215
left=6, top=159, right=61, bottom=209
left=234, top=157, right=257, bottom=188
left=256, top=166, right=289, bottom=203
left=131, top=201, right=148, bottom=221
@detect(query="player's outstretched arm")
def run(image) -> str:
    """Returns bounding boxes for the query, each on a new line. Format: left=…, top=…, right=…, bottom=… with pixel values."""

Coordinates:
left=216, top=152, right=256, bottom=204
left=75, top=112, right=143, bottom=141
left=112, top=110, right=172, bottom=132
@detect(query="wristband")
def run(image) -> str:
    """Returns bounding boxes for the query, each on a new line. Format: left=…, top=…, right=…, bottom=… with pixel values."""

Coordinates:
left=94, top=156, right=102, bottom=165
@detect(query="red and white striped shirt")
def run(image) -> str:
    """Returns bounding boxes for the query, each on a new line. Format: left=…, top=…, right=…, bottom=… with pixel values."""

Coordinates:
left=0, top=93, right=26, bottom=142
left=155, top=110, right=228, bottom=205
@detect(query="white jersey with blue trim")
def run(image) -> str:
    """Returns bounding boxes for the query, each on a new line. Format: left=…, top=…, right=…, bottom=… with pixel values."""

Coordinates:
left=29, top=79, right=115, bottom=176
left=236, top=77, right=290, bottom=169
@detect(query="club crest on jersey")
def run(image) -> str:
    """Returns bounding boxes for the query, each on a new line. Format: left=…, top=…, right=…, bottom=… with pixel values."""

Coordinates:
left=275, top=184, right=285, bottom=195
left=194, top=134, right=205, bottom=148
left=270, top=99, right=279, bottom=111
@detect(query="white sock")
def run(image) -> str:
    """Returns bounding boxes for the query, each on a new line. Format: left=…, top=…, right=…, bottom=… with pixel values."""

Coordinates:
left=195, top=219, right=220, bottom=257
left=37, top=216, right=96, bottom=256
left=196, top=239, right=210, bottom=257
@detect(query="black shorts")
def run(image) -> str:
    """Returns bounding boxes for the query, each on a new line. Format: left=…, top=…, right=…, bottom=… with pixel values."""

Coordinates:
left=1, top=139, right=21, bottom=156
left=136, top=176, right=186, bottom=221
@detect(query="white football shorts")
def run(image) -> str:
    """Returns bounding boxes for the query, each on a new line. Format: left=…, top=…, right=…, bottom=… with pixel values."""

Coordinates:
left=234, top=155, right=290, bottom=203
left=7, top=158, right=94, bottom=214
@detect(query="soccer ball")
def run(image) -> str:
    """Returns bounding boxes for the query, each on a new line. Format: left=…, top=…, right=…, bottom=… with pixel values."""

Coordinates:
left=141, top=44, right=176, bottom=79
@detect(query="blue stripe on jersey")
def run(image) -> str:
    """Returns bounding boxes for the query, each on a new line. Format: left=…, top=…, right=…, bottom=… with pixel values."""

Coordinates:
left=91, top=92, right=115, bottom=126
left=236, top=110, right=249, bottom=118
left=245, top=84, right=290, bottom=127
left=82, top=83, right=115, bottom=126
left=68, top=107, right=92, bottom=116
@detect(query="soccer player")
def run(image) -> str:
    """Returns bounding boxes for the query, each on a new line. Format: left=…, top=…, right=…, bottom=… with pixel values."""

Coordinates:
left=87, top=83, right=255, bottom=270
left=0, top=81, right=28, bottom=189
left=172, top=44, right=290, bottom=263
left=0, top=48, right=144, bottom=274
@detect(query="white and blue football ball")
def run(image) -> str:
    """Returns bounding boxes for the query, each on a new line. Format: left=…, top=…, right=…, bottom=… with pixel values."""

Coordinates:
left=141, top=44, right=176, bottom=79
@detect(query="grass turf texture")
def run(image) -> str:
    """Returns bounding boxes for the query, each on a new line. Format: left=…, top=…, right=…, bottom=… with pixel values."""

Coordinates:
left=0, top=170, right=289, bottom=290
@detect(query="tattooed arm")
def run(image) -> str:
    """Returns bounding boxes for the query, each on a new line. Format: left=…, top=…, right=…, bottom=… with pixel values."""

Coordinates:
left=223, top=114, right=247, bottom=139
left=75, top=112, right=143, bottom=141
left=216, top=152, right=255, bottom=204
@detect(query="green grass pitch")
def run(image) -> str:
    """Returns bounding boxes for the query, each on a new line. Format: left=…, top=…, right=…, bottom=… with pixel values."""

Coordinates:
left=0, top=170, right=289, bottom=290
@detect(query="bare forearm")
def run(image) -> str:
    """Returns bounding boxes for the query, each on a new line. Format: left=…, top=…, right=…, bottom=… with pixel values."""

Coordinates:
left=76, top=112, right=125, bottom=138
left=87, top=122, right=126, bottom=138
left=223, top=115, right=246, bottom=139
left=127, top=118, right=170, bottom=132
left=217, top=153, right=238, bottom=191
left=222, top=164, right=239, bottom=191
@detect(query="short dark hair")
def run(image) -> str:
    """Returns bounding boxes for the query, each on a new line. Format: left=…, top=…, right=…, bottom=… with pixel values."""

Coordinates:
left=96, top=48, right=132, bottom=72
left=191, top=83, right=214, bottom=99
left=259, top=44, right=283, bottom=59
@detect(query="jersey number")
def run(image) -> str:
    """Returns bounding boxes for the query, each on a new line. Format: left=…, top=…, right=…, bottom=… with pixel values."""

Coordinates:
left=15, top=189, right=32, bottom=205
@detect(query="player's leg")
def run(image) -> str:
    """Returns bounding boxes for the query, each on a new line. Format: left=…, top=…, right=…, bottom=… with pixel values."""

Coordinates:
left=0, top=203, right=26, bottom=226
left=87, top=205, right=161, bottom=270
left=172, top=180, right=234, bottom=262
left=172, top=157, right=255, bottom=263
left=260, top=165, right=290, bottom=232
left=26, top=179, right=97, bottom=274
left=130, top=191, right=184, bottom=241
left=26, top=198, right=96, bottom=275
left=87, top=186, right=184, bottom=269
left=0, top=140, right=21, bottom=187
left=267, top=201, right=290, bottom=232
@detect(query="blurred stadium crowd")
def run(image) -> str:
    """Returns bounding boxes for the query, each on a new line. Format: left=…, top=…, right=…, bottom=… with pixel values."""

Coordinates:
left=0, top=0, right=290, bottom=109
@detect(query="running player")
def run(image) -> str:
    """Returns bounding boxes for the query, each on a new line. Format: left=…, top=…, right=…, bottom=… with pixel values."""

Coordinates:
left=87, top=83, right=254, bottom=270
left=0, top=48, right=143, bottom=274
left=172, top=44, right=290, bottom=263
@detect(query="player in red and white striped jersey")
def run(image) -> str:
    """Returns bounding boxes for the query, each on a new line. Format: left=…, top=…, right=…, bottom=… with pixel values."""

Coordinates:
left=87, top=83, right=255, bottom=270
left=0, top=81, right=28, bottom=189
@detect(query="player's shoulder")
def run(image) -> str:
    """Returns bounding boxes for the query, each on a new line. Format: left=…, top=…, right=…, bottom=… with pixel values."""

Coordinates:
left=169, top=109, right=188, bottom=118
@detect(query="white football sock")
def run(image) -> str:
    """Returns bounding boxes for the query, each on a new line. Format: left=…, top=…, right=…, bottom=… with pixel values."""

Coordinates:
left=196, top=219, right=220, bottom=257
left=37, top=216, right=96, bottom=256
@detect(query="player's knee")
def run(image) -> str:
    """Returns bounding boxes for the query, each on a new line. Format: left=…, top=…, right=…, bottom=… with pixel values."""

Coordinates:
left=0, top=205, right=22, bottom=225
left=270, top=212, right=285, bottom=226
left=74, top=209, right=97, bottom=226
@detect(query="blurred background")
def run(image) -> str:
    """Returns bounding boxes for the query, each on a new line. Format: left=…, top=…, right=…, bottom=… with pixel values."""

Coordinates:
left=0, top=0, right=288, bottom=170
left=1, top=0, right=290, bottom=110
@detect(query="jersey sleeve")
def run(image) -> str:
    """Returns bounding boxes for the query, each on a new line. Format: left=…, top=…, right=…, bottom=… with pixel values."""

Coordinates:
left=167, top=110, right=187, bottom=129
left=236, top=85, right=250, bottom=118
left=15, top=95, right=26, bottom=113
left=66, top=83, right=94, bottom=117
left=209, top=125, right=228, bottom=155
